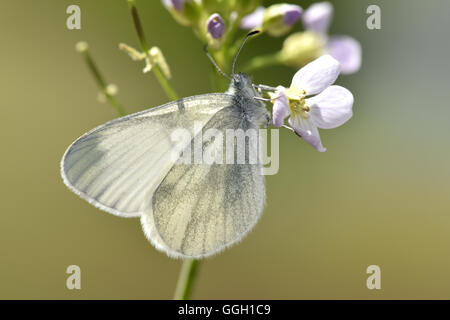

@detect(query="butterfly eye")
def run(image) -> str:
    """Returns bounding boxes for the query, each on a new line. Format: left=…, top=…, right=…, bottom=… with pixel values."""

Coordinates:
left=233, top=75, right=242, bottom=87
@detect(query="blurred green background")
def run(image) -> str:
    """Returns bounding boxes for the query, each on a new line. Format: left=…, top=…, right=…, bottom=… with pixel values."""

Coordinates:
left=1, top=0, right=449, bottom=299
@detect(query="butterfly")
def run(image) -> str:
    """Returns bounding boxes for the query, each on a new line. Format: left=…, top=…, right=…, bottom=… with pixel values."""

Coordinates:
left=61, top=31, right=272, bottom=258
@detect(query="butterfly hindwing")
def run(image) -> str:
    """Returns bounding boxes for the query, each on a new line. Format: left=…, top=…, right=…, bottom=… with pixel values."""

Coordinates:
left=141, top=106, right=266, bottom=258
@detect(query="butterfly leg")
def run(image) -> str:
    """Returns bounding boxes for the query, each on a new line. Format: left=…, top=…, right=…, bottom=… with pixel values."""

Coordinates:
left=252, top=84, right=278, bottom=92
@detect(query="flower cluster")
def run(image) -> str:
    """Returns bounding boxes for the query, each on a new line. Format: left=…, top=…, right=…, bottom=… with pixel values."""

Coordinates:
left=241, top=1, right=361, bottom=74
left=162, top=1, right=361, bottom=74
left=162, top=1, right=358, bottom=151
left=162, top=0, right=261, bottom=50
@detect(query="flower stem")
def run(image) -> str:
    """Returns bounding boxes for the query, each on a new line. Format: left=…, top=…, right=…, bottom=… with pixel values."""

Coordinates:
left=243, top=52, right=281, bottom=73
left=128, top=0, right=149, bottom=52
left=76, top=42, right=127, bottom=116
left=173, top=259, right=200, bottom=300
left=152, top=64, right=179, bottom=101
left=127, top=0, right=179, bottom=100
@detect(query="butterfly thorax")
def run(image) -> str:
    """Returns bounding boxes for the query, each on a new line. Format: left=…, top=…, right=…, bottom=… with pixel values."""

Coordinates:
left=226, top=73, right=269, bottom=127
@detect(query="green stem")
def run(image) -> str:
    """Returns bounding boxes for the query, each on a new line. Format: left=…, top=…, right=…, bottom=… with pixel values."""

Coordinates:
left=243, top=52, right=281, bottom=73
left=173, top=259, right=200, bottom=300
left=153, top=64, right=179, bottom=100
left=127, top=0, right=179, bottom=100
left=128, top=0, right=150, bottom=53
left=77, top=42, right=127, bottom=116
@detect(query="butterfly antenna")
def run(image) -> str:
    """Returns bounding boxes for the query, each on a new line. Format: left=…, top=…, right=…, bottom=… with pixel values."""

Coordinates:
left=204, top=45, right=232, bottom=81
left=232, top=30, right=260, bottom=75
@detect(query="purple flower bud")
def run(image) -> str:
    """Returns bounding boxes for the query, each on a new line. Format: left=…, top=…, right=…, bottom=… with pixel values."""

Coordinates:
left=162, top=0, right=185, bottom=11
left=262, top=4, right=303, bottom=37
left=282, top=4, right=302, bottom=26
left=207, top=13, right=225, bottom=39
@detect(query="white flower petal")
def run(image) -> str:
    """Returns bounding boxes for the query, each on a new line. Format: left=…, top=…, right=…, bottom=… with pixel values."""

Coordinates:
left=272, top=87, right=290, bottom=127
left=290, top=54, right=340, bottom=95
left=289, top=116, right=326, bottom=152
left=302, top=1, right=333, bottom=34
left=327, top=36, right=362, bottom=74
left=306, top=85, right=353, bottom=129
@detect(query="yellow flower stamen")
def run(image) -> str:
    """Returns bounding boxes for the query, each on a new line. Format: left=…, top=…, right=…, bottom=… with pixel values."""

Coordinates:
left=285, top=87, right=310, bottom=119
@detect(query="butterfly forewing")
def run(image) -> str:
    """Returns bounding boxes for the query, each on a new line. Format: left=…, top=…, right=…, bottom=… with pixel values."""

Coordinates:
left=61, top=94, right=234, bottom=217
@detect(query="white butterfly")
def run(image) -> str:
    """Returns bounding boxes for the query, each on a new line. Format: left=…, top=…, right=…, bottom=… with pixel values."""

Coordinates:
left=61, top=33, right=272, bottom=259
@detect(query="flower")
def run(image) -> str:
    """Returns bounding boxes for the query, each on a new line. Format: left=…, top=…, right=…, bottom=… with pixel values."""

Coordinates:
left=161, top=0, right=201, bottom=26
left=326, top=36, right=361, bottom=75
left=302, top=1, right=333, bottom=34
left=162, top=0, right=186, bottom=11
left=271, top=55, right=354, bottom=152
left=207, top=13, right=225, bottom=39
left=241, top=4, right=303, bottom=37
left=280, top=4, right=303, bottom=26
left=302, top=1, right=361, bottom=74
